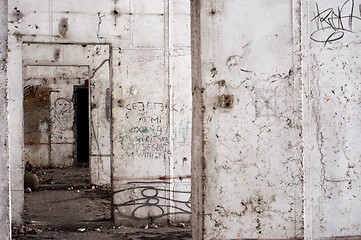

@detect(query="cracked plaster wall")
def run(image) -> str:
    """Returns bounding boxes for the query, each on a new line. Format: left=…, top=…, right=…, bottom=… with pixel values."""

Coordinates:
left=192, top=0, right=303, bottom=239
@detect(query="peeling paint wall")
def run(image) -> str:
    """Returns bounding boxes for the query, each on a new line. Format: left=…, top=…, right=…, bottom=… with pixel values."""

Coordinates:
left=192, top=0, right=303, bottom=239
left=304, top=0, right=361, bottom=238
left=8, top=0, right=191, bottom=226
left=0, top=0, right=11, bottom=238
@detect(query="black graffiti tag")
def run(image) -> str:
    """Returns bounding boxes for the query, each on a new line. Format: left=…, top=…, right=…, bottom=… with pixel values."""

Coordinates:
left=311, top=0, right=361, bottom=45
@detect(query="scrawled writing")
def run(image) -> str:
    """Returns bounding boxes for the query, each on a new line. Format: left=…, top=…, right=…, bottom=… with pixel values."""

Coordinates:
left=126, top=101, right=167, bottom=112
left=50, top=97, right=73, bottom=142
left=311, top=0, right=361, bottom=45
left=120, top=101, right=170, bottom=160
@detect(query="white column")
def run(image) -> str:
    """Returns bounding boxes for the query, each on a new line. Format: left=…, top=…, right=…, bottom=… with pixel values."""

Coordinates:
left=0, top=0, right=11, bottom=238
left=191, top=0, right=303, bottom=238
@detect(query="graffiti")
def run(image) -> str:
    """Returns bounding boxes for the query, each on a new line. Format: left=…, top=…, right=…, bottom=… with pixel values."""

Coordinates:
left=310, top=0, right=361, bottom=45
left=138, top=115, right=162, bottom=124
left=119, top=100, right=170, bottom=160
left=173, top=120, right=191, bottom=145
left=23, top=85, right=51, bottom=110
left=126, top=101, right=168, bottom=112
left=50, top=97, right=73, bottom=143
left=114, top=181, right=191, bottom=221
left=53, top=98, right=72, bottom=128
left=133, top=136, right=170, bottom=159
left=130, top=125, right=162, bottom=136
left=118, top=133, right=170, bottom=160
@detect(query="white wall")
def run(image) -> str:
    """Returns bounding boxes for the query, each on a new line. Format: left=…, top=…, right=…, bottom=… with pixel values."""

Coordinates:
left=0, top=1, right=11, bottom=238
left=304, top=0, right=361, bottom=238
left=192, top=0, right=303, bottom=239
left=8, top=0, right=192, bottom=226
left=192, top=0, right=361, bottom=239
left=111, top=0, right=192, bottom=226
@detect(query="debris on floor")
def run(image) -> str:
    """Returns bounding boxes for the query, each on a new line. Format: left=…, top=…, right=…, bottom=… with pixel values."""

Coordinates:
left=14, top=167, right=191, bottom=240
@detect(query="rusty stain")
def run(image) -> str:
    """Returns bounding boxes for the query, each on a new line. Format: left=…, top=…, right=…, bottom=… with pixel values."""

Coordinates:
left=24, top=86, right=51, bottom=147
left=58, top=17, right=68, bottom=38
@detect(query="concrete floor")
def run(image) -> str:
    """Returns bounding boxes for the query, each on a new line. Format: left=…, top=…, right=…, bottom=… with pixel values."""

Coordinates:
left=12, top=167, right=191, bottom=240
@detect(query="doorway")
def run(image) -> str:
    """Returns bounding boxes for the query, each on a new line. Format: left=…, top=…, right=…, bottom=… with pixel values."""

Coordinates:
left=18, top=43, right=112, bottom=231
left=73, top=84, right=90, bottom=167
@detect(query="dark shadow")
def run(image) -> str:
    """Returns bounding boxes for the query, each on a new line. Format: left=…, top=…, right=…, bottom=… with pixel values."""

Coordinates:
left=73, top=85, right=89, bottom=167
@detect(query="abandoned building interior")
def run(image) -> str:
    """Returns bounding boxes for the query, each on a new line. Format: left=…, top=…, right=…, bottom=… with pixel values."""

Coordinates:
left=1, top=0, right=361, bottom=239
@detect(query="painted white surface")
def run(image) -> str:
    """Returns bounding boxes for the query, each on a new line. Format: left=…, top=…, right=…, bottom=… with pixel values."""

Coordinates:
left=192, top=0, right=303, bottom=239
left=111, top=0, right=192, bottom=225
left=0, top=0, right=11, bottom=238
left=8, top=0, right=192, bottom=226
left=304, top=0, right=361, bottom=238
left=8, top=34, right=24, bottom=227
left=193, top=0, right=361, bottom=239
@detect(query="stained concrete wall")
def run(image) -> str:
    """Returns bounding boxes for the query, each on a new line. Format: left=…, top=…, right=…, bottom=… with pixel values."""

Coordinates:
left=192, top=0, right=361, bottom=239
left=111, top=0, right=192, bottom=225
left=304, top=0, right=361, bottom=238
left=0, top=1, right=11, bottom=238
left=192, top=0, right=291, bottom=238
left=8, top=0, right=191, bottom=226
left=192, top=0, right=303, bottom=238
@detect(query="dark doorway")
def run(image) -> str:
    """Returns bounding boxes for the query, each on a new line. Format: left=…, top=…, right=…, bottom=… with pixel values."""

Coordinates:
left=73, top=85, right=89, bottom=166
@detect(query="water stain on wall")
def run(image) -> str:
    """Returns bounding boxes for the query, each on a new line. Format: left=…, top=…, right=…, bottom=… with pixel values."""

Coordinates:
left=23, top=85, right=51, bottom=146
left=58, top=17, right=68, bottom=38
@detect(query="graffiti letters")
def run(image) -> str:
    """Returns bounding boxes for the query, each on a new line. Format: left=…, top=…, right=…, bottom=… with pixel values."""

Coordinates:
left=130, top=125, right=162, bottom=136
left=126, top=101, right=168, bottom=112
left=114, top=181, right=191, bottom=221
left=311, top=0, right=361, bottom=45
left=120, top=100, right=170, bottom=160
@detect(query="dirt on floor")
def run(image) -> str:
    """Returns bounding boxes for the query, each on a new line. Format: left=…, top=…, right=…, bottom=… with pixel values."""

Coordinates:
left=12, top=167, right=191, bottom=240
